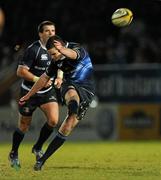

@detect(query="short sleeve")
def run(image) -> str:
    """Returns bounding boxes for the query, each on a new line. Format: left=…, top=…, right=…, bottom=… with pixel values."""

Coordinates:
left=72, top=44, right=86, bottom=60
left=18, top=46, right=36, bottom=68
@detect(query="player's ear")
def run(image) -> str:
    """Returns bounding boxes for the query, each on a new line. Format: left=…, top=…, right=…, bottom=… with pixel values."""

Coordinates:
left=38, top=32, right=42, bottom=38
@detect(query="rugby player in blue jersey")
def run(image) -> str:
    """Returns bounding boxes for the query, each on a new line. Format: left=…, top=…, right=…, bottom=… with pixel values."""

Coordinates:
left=8, top=21, right=62, bottom=170
left=20, top=35, right=95, bottom=171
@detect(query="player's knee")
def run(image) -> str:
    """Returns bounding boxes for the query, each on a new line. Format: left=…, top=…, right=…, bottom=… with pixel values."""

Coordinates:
left=67, top=99, right=79, bottom=116
left=19, top=124, right=29, bottom=132
left=48, top=119, right=58, bottom=127
left=19, top=120, right=31, bottom=132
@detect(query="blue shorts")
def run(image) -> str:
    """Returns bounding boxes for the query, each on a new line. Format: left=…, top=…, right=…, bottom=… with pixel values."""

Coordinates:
left=61, top=81, right=95, bottom=120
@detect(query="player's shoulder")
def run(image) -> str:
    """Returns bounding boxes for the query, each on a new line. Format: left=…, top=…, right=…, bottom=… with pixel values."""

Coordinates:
left=27, top=40, right=40, bottom=49
left=25, top=40, right=41, bottom=54
left=68, top=42, right=80, bottom=48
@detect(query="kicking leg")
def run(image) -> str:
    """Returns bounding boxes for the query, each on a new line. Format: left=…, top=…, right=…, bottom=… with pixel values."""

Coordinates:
left=34, top=89, right=79, bottom=171
left=34, top=114, right=79, bottom=171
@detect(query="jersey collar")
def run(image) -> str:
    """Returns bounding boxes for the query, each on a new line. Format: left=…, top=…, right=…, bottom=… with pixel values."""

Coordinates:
left=39, top=40, right=47, bottom=50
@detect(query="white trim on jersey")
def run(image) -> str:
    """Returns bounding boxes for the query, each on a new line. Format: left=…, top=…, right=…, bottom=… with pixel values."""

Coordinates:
left=21, top=82, right=52, bottom=94
left=81, top=87, right=95, bottom=96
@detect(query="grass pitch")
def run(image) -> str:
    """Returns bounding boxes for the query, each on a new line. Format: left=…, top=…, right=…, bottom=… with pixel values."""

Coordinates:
left=0, top=141, right=161, bottom=180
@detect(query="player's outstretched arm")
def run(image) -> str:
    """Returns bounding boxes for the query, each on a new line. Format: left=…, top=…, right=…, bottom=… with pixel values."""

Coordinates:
left=20, top=73, right=50, bottom=102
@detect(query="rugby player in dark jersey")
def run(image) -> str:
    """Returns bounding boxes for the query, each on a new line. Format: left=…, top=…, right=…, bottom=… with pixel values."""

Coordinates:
left=20, top=35, right=95, bottom=171
left=8, top=21, right=62, bottom=170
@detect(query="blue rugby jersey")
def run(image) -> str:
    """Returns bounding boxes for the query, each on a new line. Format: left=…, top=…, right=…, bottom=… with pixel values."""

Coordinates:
left=46, top=42, right=95, bottom=92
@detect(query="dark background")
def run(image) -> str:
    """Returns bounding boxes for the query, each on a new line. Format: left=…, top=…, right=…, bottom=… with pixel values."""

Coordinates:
left=1, top=0, right=161, bottom=64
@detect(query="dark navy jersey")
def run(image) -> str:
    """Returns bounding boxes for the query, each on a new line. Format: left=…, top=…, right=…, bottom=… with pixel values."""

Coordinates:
left=46, top=42, right=95, bottom=92
left=19, top=40, right=52, bottom=93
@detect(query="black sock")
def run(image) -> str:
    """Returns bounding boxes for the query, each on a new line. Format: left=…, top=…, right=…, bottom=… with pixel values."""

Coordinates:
left=39, top=132, right=67, bottom=163
left=33, top=122, right=54, bottom=150
left=11, top=128, right=25, bottom=155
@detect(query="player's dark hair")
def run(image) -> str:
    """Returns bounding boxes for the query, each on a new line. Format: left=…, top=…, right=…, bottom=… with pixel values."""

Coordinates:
left=46, top=35, right=66, bottom=50
left=38, top=20, right=55, bottom=33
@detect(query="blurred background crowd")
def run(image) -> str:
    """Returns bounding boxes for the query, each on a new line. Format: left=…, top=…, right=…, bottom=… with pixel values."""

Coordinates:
left=1, top=0, right=161, bottom=65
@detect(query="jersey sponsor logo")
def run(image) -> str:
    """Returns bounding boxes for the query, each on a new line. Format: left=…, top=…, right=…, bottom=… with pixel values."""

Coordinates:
left=34, top=66, right=46, bottom=70
left=41, top=54, right=48, bottom=61
left=47, top=61, right=51, bottom=65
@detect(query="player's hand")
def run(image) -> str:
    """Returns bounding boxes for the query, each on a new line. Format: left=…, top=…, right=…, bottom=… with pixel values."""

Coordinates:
left=54, top=40, right=64, bottom=51
left=19, top=94, right=30, bottom=105
left=45, top=79, right=53, bottom=88
left=54, top=77, right=63, bottom=89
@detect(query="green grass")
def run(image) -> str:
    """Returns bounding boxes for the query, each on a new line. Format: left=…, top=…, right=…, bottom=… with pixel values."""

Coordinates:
left=1, top=141, right=161, bottom=180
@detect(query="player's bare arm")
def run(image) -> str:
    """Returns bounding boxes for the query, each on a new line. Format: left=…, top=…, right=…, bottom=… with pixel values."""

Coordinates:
left=17, top=65, right=53, bottom=87
left=20, top=73, right=50, bottom=102
left=54, top=69, right=63, bottom=89
left=17, top=65, right=39, bottom=82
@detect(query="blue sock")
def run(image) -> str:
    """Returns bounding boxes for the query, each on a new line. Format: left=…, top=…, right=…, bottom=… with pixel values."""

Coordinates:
left=40, top=132, right=67, bottom=162
left=33, top=122, right=54, bottom=150
left=11, top=128, right=25, bottom=155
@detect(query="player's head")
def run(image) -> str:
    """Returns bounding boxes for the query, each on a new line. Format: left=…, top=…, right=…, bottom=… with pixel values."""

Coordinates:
left=38, top=21, right=56, bottom=44
left=46, top=35, right=65, bottom=49
left=38, top=20, right=55, bottom=33
left=46, top=35, right=66, bottom=61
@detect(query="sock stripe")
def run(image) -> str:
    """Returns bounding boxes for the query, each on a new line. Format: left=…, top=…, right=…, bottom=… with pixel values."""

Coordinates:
left=57, top=132, right=67, bottom=140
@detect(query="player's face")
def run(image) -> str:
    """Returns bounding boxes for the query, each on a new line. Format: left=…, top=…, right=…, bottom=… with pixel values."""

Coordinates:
left=39, top=25, right=56, bottom=44
left=48, top=47, right=63, bottom=61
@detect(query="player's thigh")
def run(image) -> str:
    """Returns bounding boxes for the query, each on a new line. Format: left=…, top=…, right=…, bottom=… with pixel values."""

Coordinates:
left=65, top=88, right=80, bottom=102
left=40, top=102, right=59, bottom=122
